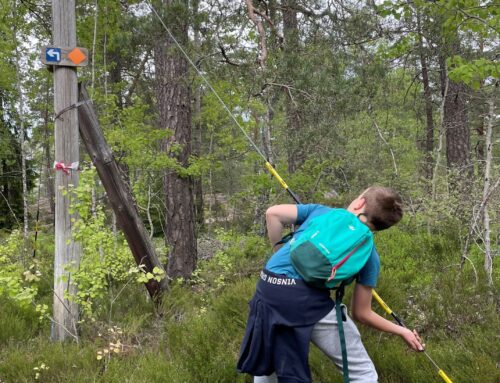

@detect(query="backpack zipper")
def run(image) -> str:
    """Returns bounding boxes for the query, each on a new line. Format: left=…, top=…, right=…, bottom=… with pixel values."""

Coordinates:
left=327, top=238, right=367, bottom=282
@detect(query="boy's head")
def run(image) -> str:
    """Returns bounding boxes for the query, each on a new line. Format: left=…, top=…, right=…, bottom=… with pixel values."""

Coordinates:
left=347, top=186, right=403, bottom=231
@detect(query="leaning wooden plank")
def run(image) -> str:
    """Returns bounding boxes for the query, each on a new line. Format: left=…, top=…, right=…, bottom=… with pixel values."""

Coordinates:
left=77, top=84, right=168, bottom=300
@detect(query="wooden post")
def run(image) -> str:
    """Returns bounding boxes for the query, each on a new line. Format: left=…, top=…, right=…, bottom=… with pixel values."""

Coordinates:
left=78, top=85, right=168, bottom=299
left=52, top=0, right=80, bottom=341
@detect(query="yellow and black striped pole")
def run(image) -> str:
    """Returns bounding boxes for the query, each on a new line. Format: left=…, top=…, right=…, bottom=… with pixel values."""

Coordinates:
left=371, top=289, right=453, bottom=383
left=265, top=162, right=301, bottom=204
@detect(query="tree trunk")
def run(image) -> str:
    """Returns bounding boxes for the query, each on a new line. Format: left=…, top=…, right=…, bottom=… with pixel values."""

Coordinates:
left=251, top=103, right=273, bottom=234
left=282, top=0, right=304, bottom=173
left=12, top=11, right=29, bottom=248
left=482, top=87, right=496, bottom=286
left=474, top=38, right=486, bottom=177
left=43, top=77, right=55, bottom=215
left=443, top=77, right=472, bottom=205
left=444, top=80, right=470, bottom=173
left=441, top=39, right=471, bottom=196
left=154, top=0, right=197, bottom=279
left=192, top=0, right=204, bottom=230
left=106, top=17, right=131, bottom=186
left=476, top=116, right=485, bottom=172
left=245, top=0, right=274, bottom=231
left=252, top=115, right=266, bottom=231
left=416, top=12, right=434, bottom=181
left=192, top=91, right=204, bottom=229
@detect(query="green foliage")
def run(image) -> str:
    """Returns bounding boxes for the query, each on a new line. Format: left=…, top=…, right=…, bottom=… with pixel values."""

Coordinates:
left=1, top=229, right=497, bottom=382
left=0, top=230, right=39, bottom=307
left=0, top=126, right=26, bottom=229
left=0, top=295, right=40, bottom=344
left=160, top=278, right=254, bottom=383
left=191, top=228, right=267, bottom=293
left=448, top=56, right=500, bottom=88
left=0, top=0, right=16, bottom=91
left=131, top=265, right=165, bottom=284
left=0, top=338, right=101, bottom=383
left=63, top=168, right=138, bottom=319
left=377, top=33, right=417, bottom=60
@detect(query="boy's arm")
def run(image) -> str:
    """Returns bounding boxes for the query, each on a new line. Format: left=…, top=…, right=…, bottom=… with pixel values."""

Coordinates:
left=351, top=283, right=424, bottom=352
left=266, top=204, right=298, bottom=250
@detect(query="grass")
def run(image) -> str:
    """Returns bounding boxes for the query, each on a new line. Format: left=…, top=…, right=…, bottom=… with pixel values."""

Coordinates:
left=0, top=229, right=498, bottom=382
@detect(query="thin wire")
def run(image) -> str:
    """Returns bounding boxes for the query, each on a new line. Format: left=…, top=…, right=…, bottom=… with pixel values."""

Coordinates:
left=0, top=189, right=21, bottom=227
left=423, top=351, right=441, bottom=371
left=144, top=0, right=268, bottom=162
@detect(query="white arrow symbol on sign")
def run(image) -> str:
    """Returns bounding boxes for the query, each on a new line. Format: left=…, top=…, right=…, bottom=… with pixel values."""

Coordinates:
left=47, top=48, right=60, bottom=61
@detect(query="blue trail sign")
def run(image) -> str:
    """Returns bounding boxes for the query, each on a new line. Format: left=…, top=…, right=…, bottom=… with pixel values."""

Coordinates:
left=45, top=47, right=61, bottom=62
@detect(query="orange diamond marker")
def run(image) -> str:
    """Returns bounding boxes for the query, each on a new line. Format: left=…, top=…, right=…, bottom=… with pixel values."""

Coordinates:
left=67, top=48, right=86, bottom=65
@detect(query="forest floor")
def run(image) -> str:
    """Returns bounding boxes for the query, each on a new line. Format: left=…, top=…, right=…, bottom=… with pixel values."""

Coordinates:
left=0, top=227, right=498, bottom=383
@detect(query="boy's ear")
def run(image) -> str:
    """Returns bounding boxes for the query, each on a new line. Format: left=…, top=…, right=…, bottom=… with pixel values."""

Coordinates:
left=355, top=196, right=366, bottom=210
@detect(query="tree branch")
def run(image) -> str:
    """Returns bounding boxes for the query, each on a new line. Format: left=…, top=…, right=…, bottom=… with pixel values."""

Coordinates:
left=218, top=44, right=240, bottom=66
left=457, top=8, right=500, bottom=34
left=278, top=3, right=336, bottom=20
left=255, top=82, right=313, bottom=100
left=124, top=50, right=151, bottom=106
left=245, top=0, right=268, bottom=67
left=368, top=109, right=398, bottom=176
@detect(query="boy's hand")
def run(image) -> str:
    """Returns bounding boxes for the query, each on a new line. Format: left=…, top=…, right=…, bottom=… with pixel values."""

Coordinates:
left=399, top=328, right=425, bottom=351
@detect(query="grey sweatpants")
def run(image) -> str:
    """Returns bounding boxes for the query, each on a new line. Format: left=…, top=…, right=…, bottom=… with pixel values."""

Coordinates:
left=254, top=305, right=378, bottom=383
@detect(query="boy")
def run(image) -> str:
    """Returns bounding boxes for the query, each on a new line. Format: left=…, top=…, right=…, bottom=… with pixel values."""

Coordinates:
left=237, top=187, right=424, bottom=383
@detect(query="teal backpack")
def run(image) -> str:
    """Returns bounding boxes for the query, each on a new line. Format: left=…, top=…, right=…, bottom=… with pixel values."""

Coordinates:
left=287, top=208, right=374, bottom=383
left=289, top=208, right=374, bottom=290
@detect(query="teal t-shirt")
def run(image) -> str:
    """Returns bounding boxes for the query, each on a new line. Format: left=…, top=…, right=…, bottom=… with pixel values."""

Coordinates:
left=265, top=204, right=380, bottom=287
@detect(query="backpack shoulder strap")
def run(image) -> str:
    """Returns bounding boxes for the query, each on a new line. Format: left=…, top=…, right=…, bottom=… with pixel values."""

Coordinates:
left=273, top=231, right=295, bottom=248
left=335, top=284, right=350, bottom=383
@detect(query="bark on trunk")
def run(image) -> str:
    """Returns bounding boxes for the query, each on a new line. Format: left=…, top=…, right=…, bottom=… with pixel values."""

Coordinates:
left=192, top=0, right=204, bottom=230
left=282, top=0, right=304, bottom=173
left=154, top=0, right=197, bottom=279
left=192, top=87, right=204, bottom=229
left=416, top=13, right=434, bottom=181
left=474, top=39, right=486, bottom=176
left=482, top=89, right=496, bottom=286
left=13, top=16, right=29, bottom=247
left=476, top=118, right=485, bottom=167
left=444, top=80, right=470, bottom=173
left=441, top=39, right=471, bottom=195
left=245, top=0, right=274, bottom=232
left=43, top=77, right=55, bottom=215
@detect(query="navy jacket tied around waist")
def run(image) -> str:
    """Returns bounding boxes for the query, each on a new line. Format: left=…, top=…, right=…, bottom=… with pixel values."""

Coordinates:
left=237, top=270, right=334, bottom=382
